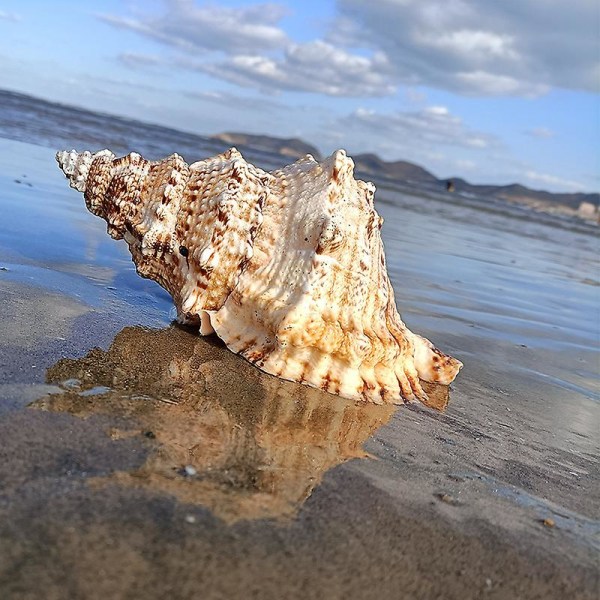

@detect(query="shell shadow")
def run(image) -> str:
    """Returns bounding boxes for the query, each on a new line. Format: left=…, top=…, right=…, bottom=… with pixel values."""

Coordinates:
left=31, top=325, right=399, bottom=522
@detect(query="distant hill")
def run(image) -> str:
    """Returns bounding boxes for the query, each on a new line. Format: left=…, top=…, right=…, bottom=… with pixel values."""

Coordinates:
left=213, top=132, right=598, bottom=218
left=452, top=181, right=599, bottom=211
left=210, top=132, right=321, bottom=161
left=351, top=153, right=439, bottom=185
left=352, top=159, right=599, bottom=212
left=212, top=132, right=600, bottom=210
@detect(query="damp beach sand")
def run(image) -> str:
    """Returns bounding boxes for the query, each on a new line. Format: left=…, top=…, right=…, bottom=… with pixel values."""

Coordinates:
left=0, top=112, right=599, bottom=597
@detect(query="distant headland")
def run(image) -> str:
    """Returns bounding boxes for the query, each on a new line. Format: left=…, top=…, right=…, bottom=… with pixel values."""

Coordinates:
left=211, top=132, right=599, bottom=223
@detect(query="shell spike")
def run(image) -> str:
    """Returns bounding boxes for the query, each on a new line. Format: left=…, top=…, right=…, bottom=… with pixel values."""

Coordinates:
left=224, top=147, right=242, bottom=160
left=56, top=149, right=94, bottom=192
left=328, top=148, right=355, bottom=185
left=56, top=149, right=116, bottom=193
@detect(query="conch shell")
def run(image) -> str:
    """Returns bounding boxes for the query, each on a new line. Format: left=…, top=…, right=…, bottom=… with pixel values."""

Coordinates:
left=56, top=147, right=462, bottom=404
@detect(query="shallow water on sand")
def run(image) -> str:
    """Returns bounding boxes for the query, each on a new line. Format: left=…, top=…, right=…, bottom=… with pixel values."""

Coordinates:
left=0, top=126, right=598, bottom=597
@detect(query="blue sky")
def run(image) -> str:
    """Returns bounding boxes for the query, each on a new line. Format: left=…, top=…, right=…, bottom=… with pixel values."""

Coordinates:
left=0, top=0, right=598, bottom=192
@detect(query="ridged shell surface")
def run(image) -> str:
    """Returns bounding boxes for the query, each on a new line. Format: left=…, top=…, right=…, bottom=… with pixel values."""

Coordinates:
left=56, top=147, right=462, bottom=404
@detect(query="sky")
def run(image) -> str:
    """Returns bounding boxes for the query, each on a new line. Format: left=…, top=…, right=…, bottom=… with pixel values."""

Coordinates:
left=0, top=0, right=598, bottom=193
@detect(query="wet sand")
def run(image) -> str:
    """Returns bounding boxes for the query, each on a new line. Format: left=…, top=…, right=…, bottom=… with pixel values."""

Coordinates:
left=0, top=138, right=599, bottom=599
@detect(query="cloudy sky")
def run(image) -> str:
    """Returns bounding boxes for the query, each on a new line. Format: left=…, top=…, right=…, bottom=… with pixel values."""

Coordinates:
left=1, top=0, right=598, bottom=192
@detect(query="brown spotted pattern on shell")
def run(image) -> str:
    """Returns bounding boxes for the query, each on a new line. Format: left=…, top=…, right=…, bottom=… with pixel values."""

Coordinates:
left=56, top=147, right=462, bottom=404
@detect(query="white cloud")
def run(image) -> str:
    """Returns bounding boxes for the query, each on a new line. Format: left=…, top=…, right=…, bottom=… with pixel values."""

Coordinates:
left=416, top=30, right=519, bottom=60
left=464, top=136, right=489, bottom=149
left=525, top=127, right=555, bottom=139
left=99, top=0, right=288, bottom=54
left=100, top=2, right=394, bottom=97
left=331, top=0, right=600, bottom=95
left=184, top=89, right=288, bottom=113
left=99, top=0, right=598, bottom=98
left=405, top=88, right=427, bottom=104
left=196, top=41, right=395, bottom=96
left=425, top=106, right=449, bottom=116
left=455, top=71, right=548, bottom=97
left=318, top=105, right=500, bottom=169
left=344, top=105, right=498, bottom=150
left=0, top=10, right=20, bottom=22
left=454, top=159, right=477, bottom=171
left=118, top=53, right=163, bottom=69
left=524, top=170, right=584, bottom=191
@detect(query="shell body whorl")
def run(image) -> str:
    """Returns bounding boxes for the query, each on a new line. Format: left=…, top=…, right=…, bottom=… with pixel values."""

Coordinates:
left=57, top=147, right=462, bottom=404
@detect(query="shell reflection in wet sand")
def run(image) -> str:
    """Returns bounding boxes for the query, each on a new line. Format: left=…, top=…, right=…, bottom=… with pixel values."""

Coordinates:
left=34, top=326, right=450, bottom=522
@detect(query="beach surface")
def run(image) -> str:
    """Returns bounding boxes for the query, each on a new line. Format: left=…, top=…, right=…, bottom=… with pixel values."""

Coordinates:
left=0, top=109, right=598, bottom=599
